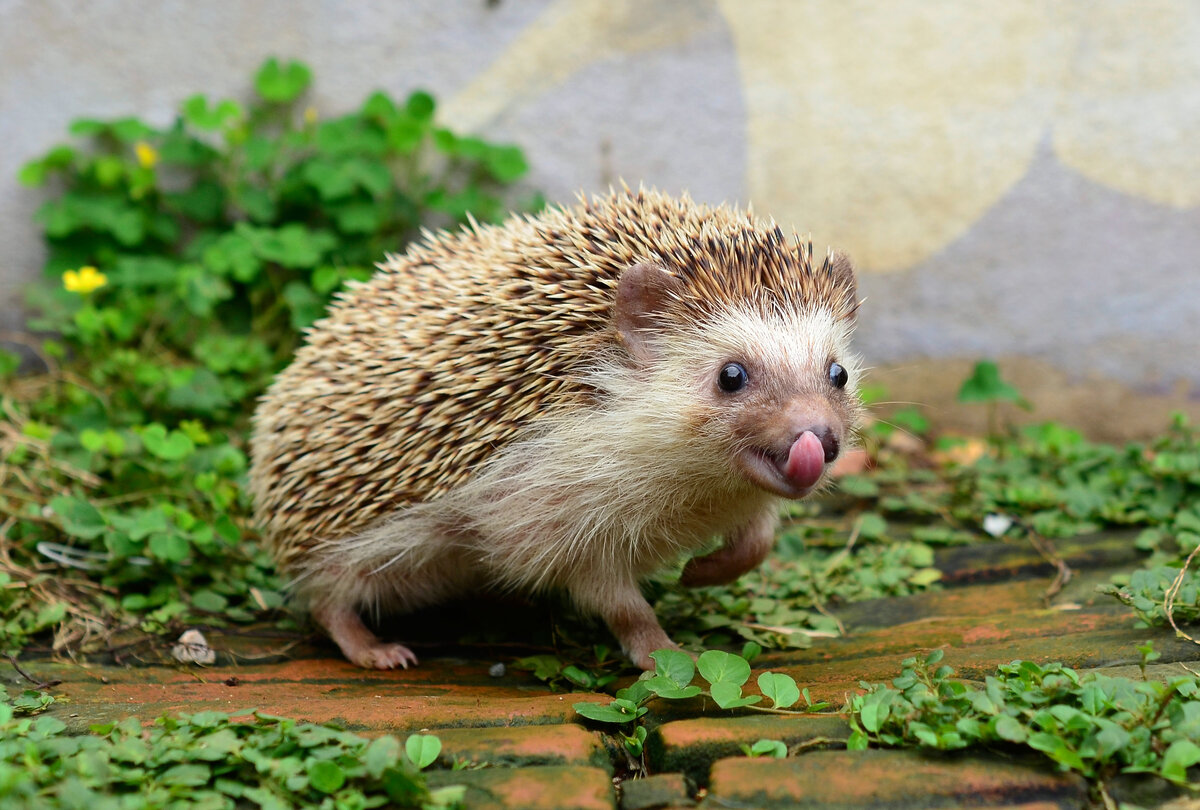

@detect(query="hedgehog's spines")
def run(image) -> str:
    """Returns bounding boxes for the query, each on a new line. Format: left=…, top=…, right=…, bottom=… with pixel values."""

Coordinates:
left=251, top=187, right=858, bottom=560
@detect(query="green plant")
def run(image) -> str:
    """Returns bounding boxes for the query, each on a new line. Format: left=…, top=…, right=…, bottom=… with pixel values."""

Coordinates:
left=511, top=645, right=622, bottom=691
left=741, top=738, right=787, bottom=758
left=0, top=695, right=463, bottom=809
left=653, top=525, right=943, bottom=651
left=2, top=57, right=535, bottom=657
left=848, top=649, right=1200, bottom=795
left=405, top=735, right=443, bottom=771
left=1101, top=564, right=1200, bottom=628
left=574, top=646, right=828, bottom=760
left=957, top=359, right=1030, bottom=440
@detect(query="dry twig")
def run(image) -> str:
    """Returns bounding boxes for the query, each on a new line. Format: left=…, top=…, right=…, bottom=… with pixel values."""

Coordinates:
left=1164, top=543, right=1200, bottom=646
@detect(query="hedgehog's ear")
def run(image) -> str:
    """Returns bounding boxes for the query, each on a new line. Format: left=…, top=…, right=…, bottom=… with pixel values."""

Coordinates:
left=828, top=250, right=858, bottom=320
left=615, top=261, right=680, bottom=364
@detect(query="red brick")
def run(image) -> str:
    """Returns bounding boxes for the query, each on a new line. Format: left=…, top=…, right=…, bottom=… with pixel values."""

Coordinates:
left=620, top=772, right=693, bottom=809
left=706, top=749, right=1088, bottom=809
left=649, top=714, right=848, bottom=783
left=434, top=724, right=609, bottom=770
left=33, top=658, right=612, bottom=733
left=428, top=765, right=615, bottom=810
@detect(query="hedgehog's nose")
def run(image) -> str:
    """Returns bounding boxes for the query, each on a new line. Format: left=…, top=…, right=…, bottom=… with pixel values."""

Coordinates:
left=801, top=427, right=839, bottom=464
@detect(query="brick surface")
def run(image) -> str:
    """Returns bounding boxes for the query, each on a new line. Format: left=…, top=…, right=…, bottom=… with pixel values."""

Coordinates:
left=620, top=773, right=693, bottom=809
left=932, top=531, right=1142, bottom=586
left=427, top=765, right=616, bottom=810
left=705, top=749, right=1089, bottom=809
left=13, top=526, right=1200, bottom=808
left=648, top=714, right=849, bottom=783
left=27, top=657, right=611, bottom=733
left=435, top=724, right=610, bottom=770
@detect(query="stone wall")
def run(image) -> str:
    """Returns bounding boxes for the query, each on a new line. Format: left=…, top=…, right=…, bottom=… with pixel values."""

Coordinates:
left=3, top=0, right=1197, bottom=437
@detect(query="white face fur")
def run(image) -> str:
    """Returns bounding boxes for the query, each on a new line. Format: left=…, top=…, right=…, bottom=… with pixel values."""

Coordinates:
left=651, top=304, right=862, bottom=499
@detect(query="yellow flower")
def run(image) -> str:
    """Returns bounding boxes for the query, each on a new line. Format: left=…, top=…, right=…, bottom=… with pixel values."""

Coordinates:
left=134, top=141, right=158, bottom=169
left=304, top=106, right=318, bottom=125
left=63, top=266, right=108, bottom=294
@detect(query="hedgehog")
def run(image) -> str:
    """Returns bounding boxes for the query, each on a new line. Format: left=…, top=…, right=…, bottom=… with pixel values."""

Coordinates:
left=249, top=188, right=862, bottom=671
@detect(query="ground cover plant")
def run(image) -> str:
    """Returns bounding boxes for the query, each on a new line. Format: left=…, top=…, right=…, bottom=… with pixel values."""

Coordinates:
left=0, top=688, right=462, bottom=809
left=572, top=643, right=1200, bottom=802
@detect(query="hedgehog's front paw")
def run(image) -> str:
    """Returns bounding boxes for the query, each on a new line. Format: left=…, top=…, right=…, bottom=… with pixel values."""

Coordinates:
left=351, top=642, right=419, bottom=670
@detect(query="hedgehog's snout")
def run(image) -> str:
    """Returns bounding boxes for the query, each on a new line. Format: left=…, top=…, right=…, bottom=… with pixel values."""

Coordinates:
left=804, top=425, right=840, bottom=464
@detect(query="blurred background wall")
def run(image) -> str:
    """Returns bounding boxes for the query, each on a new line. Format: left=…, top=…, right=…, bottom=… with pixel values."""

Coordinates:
left=3, top=0, right=1198, bottom=438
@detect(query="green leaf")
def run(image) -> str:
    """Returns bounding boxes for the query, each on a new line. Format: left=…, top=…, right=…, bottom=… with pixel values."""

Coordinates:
left=428, top=786, right=468, bottom=808
left=0, top=348, right=18, bottom=379
left=908, top=568, right=943, bottom=586
left=857, top=512, right=888, bottom=540
left=362, top=91, right=398, bottom=121
left=1162, top=739, right=1200, bottom=783
left=111, top=117, right=155, bottom=142
left=758, top=672, right=801, bottom=709
left=140, top=424, right=196, bottom=460
left=191, top=590, right=229, bottom=612
left=18, top=159, right=48, bottom=186
left=182, top=95, right=243, bottom=130
left=160, top=763, right=211, bottom=786
left=166, top=367, right=234, bottom=413
left=709, top=681, right=744, bottom=709
left=283, top=281, right=324, bottom=331
left=484, top=145, right=528, bottom=182
left=838, top=475, right=879, bottom=497
left=69, top=118, right=107, bottom=136
left=387, top=117, right=427, bottom=153
left=993, top=714, right=1027, bottom=743
left=404, top=733, right=441, bottom=769
left=108, top=506, right=168, bottom=540
left=749, top=738, right=787, bottom=758
left=513, top=655, right=562, bottom=682
left=240, top=223, right=336, bottom=268
left=334, top=201, right=384, bottom=234
left=364, top=735, right=400, bottom=779
left=255, top=57, right=312, bottom=103
left=574, top=701, right=641, bottom=725
left=307, top=759, right=345, bottom=793
left=957, top=360, right=1026, bottom=406
left=650, top=649, right=696, bottom=689
left=49, top=495, right=106, bottom=539
left=148, top=532, right=190, bottom=563
left=561, top=665, right=595, bottom=688
left=698, top=650, right=752, bottom=687
left=35, top=601, right=68, bottom=629
left=858, top=695, right=891, bottom=733
left=406, top=91, right=436, bottom=120
left=167, top=180, right=226, bottom=222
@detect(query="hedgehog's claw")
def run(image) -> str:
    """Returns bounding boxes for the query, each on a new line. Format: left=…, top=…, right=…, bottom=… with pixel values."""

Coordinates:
left=359, top=642, right=419, bottom=670
left=314, top=603, right=419, bottom=670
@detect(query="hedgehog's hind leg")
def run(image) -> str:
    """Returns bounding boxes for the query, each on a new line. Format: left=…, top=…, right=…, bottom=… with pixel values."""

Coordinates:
left=313, top=602, right=419, bottom=670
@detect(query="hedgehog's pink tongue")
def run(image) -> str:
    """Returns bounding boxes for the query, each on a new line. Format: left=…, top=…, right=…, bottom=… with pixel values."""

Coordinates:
left=784, top=431, right=825, bottom=490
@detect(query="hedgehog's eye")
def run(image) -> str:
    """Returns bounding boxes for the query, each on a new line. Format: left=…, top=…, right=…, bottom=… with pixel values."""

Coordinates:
left=828, top=361, right=849, bottom=389
left=718, top=363, right=748, bottom=393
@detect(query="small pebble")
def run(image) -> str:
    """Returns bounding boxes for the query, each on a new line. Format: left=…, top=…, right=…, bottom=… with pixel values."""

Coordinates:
left=488, top=662, right=506, bottom=678
left=171, top=628, right=216, bottom=665
left=983, top=513, right=1013, bottom=537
